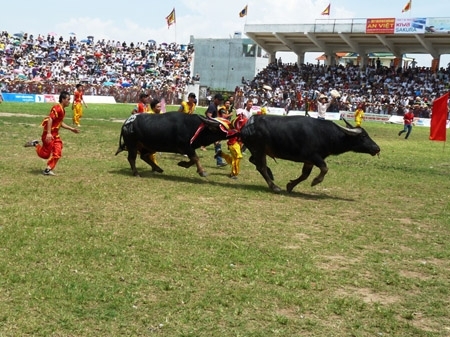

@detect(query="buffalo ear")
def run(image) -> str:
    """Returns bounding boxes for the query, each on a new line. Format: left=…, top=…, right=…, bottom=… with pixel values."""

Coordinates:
left=342, top=117, right=354, bottom=129
left=337, top=124, right=362, bottom=136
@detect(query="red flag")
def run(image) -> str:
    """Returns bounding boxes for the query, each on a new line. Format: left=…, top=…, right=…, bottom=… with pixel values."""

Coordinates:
left=402, top=0, right=411, bottom=12
left=165, top=8, right=176, bottom=28
left=429, top=93, right=448, bottom=141
left=321, top=4, right=330, bottom=15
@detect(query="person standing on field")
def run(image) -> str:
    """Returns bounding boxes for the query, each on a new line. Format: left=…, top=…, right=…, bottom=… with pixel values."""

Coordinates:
left=178, top=92, right=196, bottom=114
left=206, top=93, right=227, bottom=167
left=214, top=114, right=248, bottom=179
left=131, top=93, right=150, bottom=114
left=72, top=83, right=87, bottom=126
left=398, top=105, right=415, bottom=139
left=354, top=103, right=365, bottom=127
left=149, top=98, right=162, bottom=114
left=24, top=91, right=80, bottom=176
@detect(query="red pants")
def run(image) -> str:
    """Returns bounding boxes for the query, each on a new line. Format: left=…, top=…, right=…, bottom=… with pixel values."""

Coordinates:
left=36, top=136, right=63, bottom=170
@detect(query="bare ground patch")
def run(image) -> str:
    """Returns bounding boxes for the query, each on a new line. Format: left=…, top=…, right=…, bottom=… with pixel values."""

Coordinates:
left=335, top=286, right=400, bottom=305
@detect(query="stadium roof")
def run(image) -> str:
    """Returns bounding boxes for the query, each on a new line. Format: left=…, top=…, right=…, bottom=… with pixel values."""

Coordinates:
left=244, top=18, right=450, bottom=59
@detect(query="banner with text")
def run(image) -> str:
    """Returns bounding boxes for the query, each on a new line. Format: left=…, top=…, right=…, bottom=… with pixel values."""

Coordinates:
left=365, top=17, right=445, bottom=34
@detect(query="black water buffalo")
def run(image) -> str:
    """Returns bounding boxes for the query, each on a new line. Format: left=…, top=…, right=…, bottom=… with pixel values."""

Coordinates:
left=115, top=112, right=230, bottom=177
left=240, top=115, right=381, bottom=193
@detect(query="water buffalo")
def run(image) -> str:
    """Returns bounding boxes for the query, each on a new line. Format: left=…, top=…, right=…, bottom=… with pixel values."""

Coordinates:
left=240, top=115, right=381, bottom=193
left=115, top=112, right=232, bottom=177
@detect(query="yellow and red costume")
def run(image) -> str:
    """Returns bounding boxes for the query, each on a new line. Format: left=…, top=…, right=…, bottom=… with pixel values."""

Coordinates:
left=36, top=104, right=66, bottom=170
left=217, top=114, right=248, bottom=177
left=72, top=89, right=84, bottom=126
left=135, top=102, right=150, bottom=113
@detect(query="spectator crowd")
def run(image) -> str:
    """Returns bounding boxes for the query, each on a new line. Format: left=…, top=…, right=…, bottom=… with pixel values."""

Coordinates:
left=238, top=58, right=450, bottom=117
left=0, top=30, right=196, bottom=104
left=1, top=29, right=450, bottom=117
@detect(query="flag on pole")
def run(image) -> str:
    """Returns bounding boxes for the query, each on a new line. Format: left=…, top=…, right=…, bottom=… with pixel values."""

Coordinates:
left=321, top=4, right=331, bottom=15
left=239, top=5, right=248, bottom=18
left=429, top=93, right=448, bottom=141
left=402, top=0, right=411, bottom=12
left=166, top=8, right=176, bottom=28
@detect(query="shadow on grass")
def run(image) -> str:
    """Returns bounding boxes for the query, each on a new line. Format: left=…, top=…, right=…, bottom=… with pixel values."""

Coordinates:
left=110, top=167, right=352, bottom=201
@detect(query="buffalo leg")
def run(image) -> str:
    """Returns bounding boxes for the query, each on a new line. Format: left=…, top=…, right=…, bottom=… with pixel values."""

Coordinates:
left=250, top=154, right=282, bottom=193
left=177, top=155, right=208, bottom=177
left=311, top=165, right=328, bottom=186
left=286, top=162, right=314, bottom=193
left=127, top=148, right=140, bottom=177
left=140, top=152, right=164, bottom=173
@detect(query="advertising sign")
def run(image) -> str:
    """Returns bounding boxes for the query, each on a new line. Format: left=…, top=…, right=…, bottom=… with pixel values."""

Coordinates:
left=395, top=18, right=426, bottom=34
left=366, top=18, right=395, bottom=34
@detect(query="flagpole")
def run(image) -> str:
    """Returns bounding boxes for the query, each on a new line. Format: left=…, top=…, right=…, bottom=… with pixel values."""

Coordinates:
left=174, top=8, right=177, bottom=44
left=329, top=2, right=332, bottom=22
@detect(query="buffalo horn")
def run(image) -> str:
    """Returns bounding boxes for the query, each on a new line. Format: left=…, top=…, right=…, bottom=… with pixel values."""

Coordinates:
left=337, top=124, right=362, bottom=136
left=342, top=117, right=354, bottom=129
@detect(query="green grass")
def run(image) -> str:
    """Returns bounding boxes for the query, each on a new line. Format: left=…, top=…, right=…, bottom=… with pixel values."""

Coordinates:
left=0, top=102, right=449, bottom=336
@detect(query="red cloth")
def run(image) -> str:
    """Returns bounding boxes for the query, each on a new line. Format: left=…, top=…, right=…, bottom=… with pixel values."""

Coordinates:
left=430, top=93, right=448, bottom=141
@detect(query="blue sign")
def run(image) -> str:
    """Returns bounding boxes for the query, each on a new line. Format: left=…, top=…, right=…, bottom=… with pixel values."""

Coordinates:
left=2, top=93, right=37, bottom=103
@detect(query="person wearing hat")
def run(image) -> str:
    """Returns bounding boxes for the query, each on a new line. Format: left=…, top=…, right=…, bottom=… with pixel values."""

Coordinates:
left=206, top=93, right=227, bottom=167
left=178, top=92, right=196, bottom=114
left=131, top=93, right=150, bottom=114
left=316, top=93, right=334, bottom=120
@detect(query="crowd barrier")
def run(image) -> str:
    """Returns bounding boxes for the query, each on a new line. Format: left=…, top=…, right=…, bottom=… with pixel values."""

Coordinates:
left=264, top=108, right=449, bottom=128
left=3, top=97, right=448, bottom=128
left=2, top=93, right=116, bottom=104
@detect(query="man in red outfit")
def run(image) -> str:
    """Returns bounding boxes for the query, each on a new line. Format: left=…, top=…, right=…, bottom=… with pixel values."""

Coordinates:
left=398, top=105, right=415, bottom=139
left=24, top=91, right=80, bottom=176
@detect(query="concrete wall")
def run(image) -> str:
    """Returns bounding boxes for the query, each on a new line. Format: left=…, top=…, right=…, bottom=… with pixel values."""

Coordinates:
left=192, top=37, right=269, bottom=91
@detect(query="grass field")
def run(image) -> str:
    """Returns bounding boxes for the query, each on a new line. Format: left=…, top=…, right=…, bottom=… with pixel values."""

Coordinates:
left=0, top=102, right=449, bottom=336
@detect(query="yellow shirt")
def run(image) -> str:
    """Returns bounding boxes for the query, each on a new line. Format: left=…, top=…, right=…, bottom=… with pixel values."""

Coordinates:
left=179, top=101, right=196, bottom=114
left=354, top=108, right=364, bottom=126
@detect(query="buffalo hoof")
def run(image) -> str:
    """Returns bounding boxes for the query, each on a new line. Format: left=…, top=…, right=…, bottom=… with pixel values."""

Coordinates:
left=271, top=185, right=282, bottom=194
left=198, top=171, right=208, bottom=177
left=177, top=161, right=191, bottom=168
left=133, top=173, right=141, bottom=177
left=152, top=167, right=164, bottom=173
left=311, top=178, right=322, bottom=186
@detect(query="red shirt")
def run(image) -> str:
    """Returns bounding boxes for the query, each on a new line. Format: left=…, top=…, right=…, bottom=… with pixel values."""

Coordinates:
left=403, top=111, right=414, bottom=125
left=41, top=103, right=65, bottom=137
left=73, top=90, right=83, bottom=103
left=135, top=102, right=149, bottom=113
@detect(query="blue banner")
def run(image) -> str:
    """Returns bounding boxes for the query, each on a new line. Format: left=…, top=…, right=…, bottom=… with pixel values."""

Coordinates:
left=2, top=93, right=37, bottom=103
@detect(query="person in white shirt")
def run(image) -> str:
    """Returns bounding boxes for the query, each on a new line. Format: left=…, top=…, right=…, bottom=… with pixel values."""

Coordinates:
left=316, top=94, right=331, bottom=120
left=237, top=100, right=254, bottom=119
